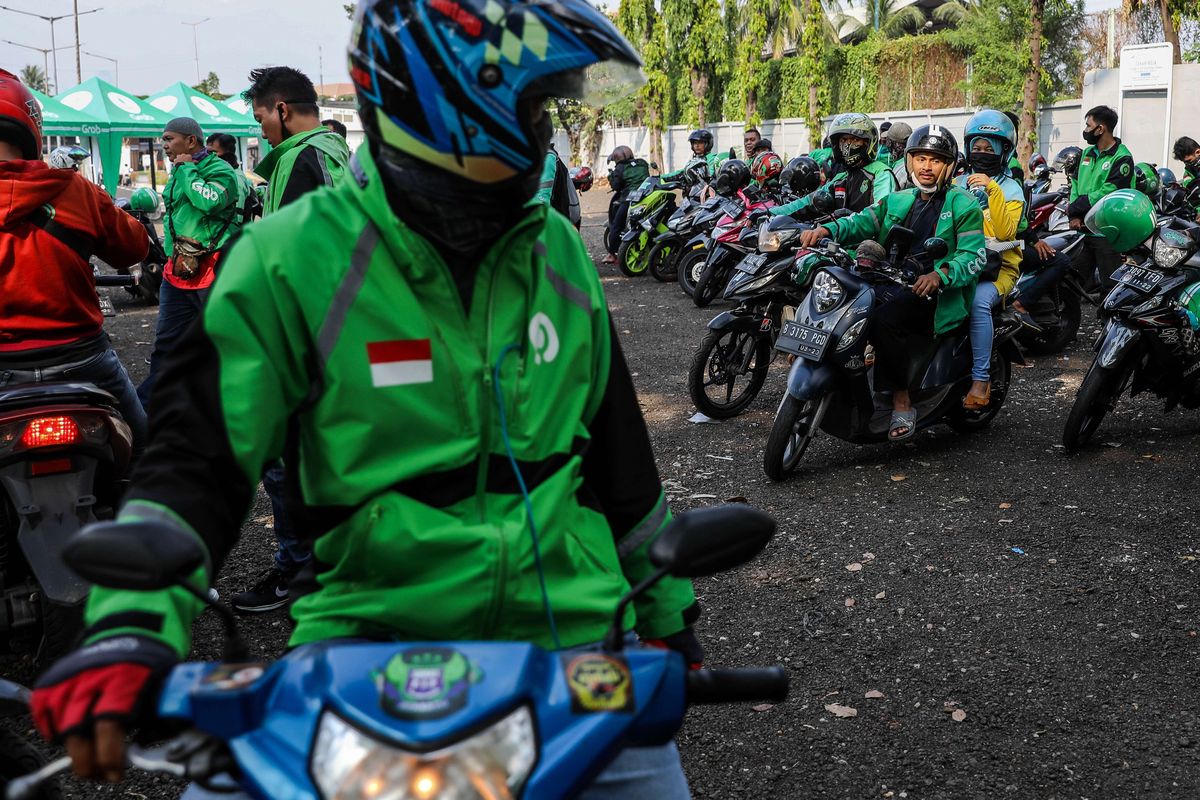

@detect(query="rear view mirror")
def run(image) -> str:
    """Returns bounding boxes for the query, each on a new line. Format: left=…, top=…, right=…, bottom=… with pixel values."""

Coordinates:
left=831, top=208, right=853, bottom=219
left=923, top=237, right=949, bottom=260
left=729, top=147, right=737, bottom=160
left=650, top=162, right=659, bottom=171
left=650, top=505, right=776, bottom=578
left=64, top=520, right=205, bottom=592
left=810, top=191, right=836, bottom=214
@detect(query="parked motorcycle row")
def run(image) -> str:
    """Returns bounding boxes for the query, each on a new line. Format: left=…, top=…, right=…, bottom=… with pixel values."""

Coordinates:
left=606, top=150, right=1200, bottom=480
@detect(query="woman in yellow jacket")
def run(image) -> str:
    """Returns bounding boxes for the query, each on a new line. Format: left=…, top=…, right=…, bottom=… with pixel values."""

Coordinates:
left=954, top=110, right=1026, bottom=410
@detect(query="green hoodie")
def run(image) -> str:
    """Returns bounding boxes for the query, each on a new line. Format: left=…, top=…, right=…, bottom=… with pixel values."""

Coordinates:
left=161, top=151, right=242, bottom=256
left=254, top=127, right=351, bottom=216
left=83, top=145, right=696, bottom=657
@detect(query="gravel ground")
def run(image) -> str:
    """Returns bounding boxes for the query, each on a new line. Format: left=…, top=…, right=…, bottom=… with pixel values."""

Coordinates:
left=5, top=187, right=1200, bottom=799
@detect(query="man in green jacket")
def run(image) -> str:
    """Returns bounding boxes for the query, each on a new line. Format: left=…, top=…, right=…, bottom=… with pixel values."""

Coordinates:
left=1069, top=105, right=1135, bottom=290
left=800, top=124, right=985, bottom=441
left=137, top=116, right=243, bottom=408
left=245, top=66, right=351, bottom=216
left=771, top=113, right=895, bottom=219
left=33, top=1, right=701, bottom=794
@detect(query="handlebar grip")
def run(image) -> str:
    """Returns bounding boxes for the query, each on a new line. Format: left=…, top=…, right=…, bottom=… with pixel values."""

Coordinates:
left=96, top=275, right=137, bottom=287
left=687, top=667, right=788, bottom=705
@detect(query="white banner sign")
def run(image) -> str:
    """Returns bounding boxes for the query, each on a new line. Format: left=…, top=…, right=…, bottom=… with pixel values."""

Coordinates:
left=1120, top=43, right=1173, bottom=91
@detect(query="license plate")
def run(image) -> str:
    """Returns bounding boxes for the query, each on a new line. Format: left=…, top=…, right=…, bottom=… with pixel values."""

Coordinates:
left=775, top=320, right=830, bottom=360
left=1117, top=264, right=1163, bottom=292
left=738, top=254, right=768, bottom=274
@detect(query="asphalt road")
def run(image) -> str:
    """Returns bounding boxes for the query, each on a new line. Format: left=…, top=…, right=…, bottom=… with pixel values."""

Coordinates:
left=5, top=187, right=1200, bottom=799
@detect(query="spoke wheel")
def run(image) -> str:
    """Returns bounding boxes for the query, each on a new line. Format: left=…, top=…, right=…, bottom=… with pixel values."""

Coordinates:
left=688, top=329, right=772, bottom=419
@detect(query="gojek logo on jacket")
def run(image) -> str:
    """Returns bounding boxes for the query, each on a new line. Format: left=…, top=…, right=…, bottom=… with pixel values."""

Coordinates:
left=529, top=313, right=559, bottom=365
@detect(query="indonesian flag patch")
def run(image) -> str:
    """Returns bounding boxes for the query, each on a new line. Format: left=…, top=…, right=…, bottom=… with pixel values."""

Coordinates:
left=367, top=340, right=433, bottom=387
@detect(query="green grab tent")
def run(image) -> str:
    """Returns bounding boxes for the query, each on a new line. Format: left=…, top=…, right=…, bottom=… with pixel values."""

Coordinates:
left=27, top=87, right=106, bottom=137
left=55, top=77, right=175, bottom=195
left=222, top=89, right=270, bottom=161
left=146, top=83, right=260, bottom=137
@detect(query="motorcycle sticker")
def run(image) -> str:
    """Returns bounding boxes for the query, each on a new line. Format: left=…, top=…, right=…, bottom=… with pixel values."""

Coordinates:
left=562, top=653, right=635, bottom=714
left=376, top=647, right=483, bottom=721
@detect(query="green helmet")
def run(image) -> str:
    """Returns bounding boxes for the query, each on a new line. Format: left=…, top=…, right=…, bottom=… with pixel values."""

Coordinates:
left=129, top=187, right=160, bottom=215
left=1133, top=162, right=1160, bottom=197
left=827, top=112, right=878, bottom=168
left=1084, top=189, right=1156, bottom=252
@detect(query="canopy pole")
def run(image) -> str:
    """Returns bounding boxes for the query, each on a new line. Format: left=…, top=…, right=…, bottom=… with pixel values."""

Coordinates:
left=148, top=138, right=157, bottom=191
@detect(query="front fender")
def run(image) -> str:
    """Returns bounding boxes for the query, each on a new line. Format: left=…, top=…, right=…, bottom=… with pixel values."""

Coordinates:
left=1097, top=321, right=1140, bottom=368
left=786, top=358, right=838, bottom=402
left=620, top=227, right=643, bottom=244
left=706, top=310, right=766, bottom=333
left=683, top=234, right=708, bottom=252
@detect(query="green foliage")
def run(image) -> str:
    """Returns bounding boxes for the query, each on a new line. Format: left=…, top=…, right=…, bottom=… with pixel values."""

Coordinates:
left=344, top=3, right=355, bottom=19
left=19, top=65, right=47, bottom=93
left=192, top=72, right=222, bottom=99
left=663, top=0, right=731, bottom=126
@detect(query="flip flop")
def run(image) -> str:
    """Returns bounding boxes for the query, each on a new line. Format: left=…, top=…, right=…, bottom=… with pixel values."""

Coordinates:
left=963, top=383, right=991, bottom=410
left=888, top=409, right=917, bottom=442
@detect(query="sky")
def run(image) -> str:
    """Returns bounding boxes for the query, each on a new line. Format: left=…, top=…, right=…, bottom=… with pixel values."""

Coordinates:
left=0, top=0, right=1130, bottom=98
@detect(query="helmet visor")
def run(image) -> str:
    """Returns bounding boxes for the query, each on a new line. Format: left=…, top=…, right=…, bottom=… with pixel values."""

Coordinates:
left=527, top=60, right=646, bottom=108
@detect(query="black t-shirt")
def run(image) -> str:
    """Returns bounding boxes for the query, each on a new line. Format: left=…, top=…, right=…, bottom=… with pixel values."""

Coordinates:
left=901, top=192, right=947, bottom=266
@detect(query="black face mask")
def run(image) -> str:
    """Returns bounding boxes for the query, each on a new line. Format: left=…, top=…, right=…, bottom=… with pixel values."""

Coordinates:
left=1185, top=159, right=1200, bottom=177
left=968, top=151, right=1003, bottom=177
left=1082, top=127, right=1102, bottom=146
left=839, top=140, right=868, bottom=169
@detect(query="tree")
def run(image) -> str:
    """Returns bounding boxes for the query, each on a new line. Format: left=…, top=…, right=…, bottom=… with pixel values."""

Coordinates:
left=193, top=72, right=222, bottom=98
left=19, top=65, right=48, bottom=93
left=345, top=3, right=355, bottom=19
left=833, top=0, right=934, bottom=40
left=663, top=0, right=730, bottom=127
left=616, top=0, right=668, bottom=167
left=1122, top=0, right=1188, bottom=63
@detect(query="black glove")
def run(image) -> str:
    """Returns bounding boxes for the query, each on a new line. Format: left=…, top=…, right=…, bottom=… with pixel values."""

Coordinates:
left=642, top=628, right=704, bottom=670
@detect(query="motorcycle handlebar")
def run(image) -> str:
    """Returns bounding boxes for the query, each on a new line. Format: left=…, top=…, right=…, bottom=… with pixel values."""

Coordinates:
left=687, top=667, right=788, bottom=705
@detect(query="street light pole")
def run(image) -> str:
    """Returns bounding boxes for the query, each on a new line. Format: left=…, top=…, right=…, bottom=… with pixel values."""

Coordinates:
left=181, top=18, right=211, bottom=84
left=3, top=40, right=73, bottom=92
left=83, top=50, right=117, bottom=85
left=0, top=4, right=101, bottom=92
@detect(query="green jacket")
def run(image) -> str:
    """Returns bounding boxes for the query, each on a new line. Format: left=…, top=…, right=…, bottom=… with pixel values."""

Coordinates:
left=662, top=151, right=725, bottom=181
left=771, top=159, right=896, bottom=218
left=254, top=127, right=351, bottom=216
left=826, top=185, right=986, bottom=335
left=875, top=148, right=895, bottom=168
left=162, top=151, right=242, bottom=256
left=84, top=145, right=696, bottom=657
left=1068, top=138, right=1134, bottom=222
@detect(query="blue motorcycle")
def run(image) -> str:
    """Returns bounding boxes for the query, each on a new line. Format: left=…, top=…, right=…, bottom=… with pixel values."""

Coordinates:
left=6, top=506, right=786, bottom=800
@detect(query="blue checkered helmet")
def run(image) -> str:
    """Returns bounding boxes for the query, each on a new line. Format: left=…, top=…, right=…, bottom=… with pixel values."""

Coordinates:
left=349, top=0, right=643, bottom=186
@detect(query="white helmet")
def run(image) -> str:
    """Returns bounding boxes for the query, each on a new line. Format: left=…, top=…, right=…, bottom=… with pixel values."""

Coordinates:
left=48, top=145, right=90, bottom=170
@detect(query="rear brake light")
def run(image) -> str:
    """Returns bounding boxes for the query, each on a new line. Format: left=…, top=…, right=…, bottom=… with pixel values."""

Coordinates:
left=31, top=457, right=73, bottom=476
left=21, top=416, right=81, bottom=448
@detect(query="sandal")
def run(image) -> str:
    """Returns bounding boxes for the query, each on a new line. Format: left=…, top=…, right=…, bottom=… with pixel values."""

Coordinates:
left=601, top=253, right=617, bottom=265
left=963, top=383, right=991, bottom=410
left=888, top=409, right=917, bottom=442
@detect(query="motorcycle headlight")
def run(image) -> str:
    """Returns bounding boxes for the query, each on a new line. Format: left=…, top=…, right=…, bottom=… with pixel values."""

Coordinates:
left=1153, top=231, right=1191, bottom=270
left=628, top=205, right=647, bottom=223
left=836, top=318, right=868, bottom=351
left=758, top=221, right=781, bottom=252
left=812, top=271, right=844, bottom=313
left=310, top=706, right=536, bottom=800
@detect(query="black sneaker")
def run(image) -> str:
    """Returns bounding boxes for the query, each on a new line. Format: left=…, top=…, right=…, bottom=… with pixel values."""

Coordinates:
left=231, top=567, right=292, bottom=613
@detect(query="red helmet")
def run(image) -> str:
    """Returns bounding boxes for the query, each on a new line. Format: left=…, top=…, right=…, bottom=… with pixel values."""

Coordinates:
left=750, top=151, right=783, bottom=185
left=0, top=69, right=42, bottom=159
left=571, top=166, right=594, bottom=192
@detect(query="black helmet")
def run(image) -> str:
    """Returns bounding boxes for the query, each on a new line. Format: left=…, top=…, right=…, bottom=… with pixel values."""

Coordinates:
left=713, top=159, right=750, bottom=196
left=688, top=129, right=714, bottom=154
left=1052, top=146, right=1082, bottom=180
left=781, top=156, right=821, bottom=196
left=1157, top=166, right=1179, bottom=187
left=1160, top=185, right=1190, bottom=216
left=1027, top=152, right=1049, bottom=179
left=904, top=124, right=959, bottom=190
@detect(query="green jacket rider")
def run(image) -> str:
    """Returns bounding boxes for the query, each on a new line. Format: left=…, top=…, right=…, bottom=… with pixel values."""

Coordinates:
left=772, top=113, right=895, bottom=218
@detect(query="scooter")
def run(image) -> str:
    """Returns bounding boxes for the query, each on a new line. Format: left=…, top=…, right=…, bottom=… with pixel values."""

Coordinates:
left=676, top=195, right=745, bottom=298
left=762, top=232, right=1022, bottom=481
left=6, top=505, right=788, bottom=800
left=1062, top=223, right=1200, bottom=452
left=692, top=187, right=777, bottom=308
left=0, top=276, right=136, bottom=668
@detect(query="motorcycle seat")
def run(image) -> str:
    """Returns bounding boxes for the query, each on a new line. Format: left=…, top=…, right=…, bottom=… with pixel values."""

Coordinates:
left=0, top=381, right=119, bottom=413
left=1029, top=191, right=1062, bottom=209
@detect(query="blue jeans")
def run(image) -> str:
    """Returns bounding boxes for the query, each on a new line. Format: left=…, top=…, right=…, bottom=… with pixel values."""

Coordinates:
left=261, top=460, right=309, bottom=574
left=0, top=347, right=148, bottom=459
left=1015, top=248, right=1071, bottom=308
left=181, top=741, right=690, bottom=799
left=970, top=282, right=1000, bottom=382
left=137, top=280, right=210, bottom=411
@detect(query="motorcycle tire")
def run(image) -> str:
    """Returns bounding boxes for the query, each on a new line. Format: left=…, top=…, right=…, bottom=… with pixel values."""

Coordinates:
left=688, top=329, right=772, bottom=419
left=763, top=394, right=821, bottom=481
left=693, top=254, right=728, bottom=308
left=36, top=599, right=84, bottom=672
left=647, top=241, right=676, bottom=282
left=677, top=248, right=707, bottom=297
left=947, top=351, right=1011, bottom=433
left=1062, top=359, right=1131, bottom=453
left=616, top=235, right=650, bottom=278
left=1019, top=289, right=1080, bottom=355
left=0, top=726, right=63, bottom=800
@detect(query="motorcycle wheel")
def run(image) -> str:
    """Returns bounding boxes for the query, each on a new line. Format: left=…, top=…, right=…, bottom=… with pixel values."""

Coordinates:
left=0, top=726, right=63, bottom=800
left=947, top=351, right=1011, bottom=433
left=616, top=234, right=650, bottom=277
left=1020, top=289, right=1081, bottom=355
left=36, top=599, right=84, bottom=671
left=693, top=253, right=728, bottom=308
left=677, top=248, right=707, bottom=297
left=688, top=329, right=772, bottom=419
left=647, top=241, right=676, bottom=282
left=763, top=394, right=821, bottom=481
left=1062, top=359, right=1131, bottom=453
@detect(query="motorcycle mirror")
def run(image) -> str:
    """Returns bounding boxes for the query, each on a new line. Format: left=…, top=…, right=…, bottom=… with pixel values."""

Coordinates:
left=729, top=147, right=737, bottom=160
left=649, top=505, right=777, bottom=579
left=650, top=162, right=659, bottom=171
left=831, top=208, right=853, bottom=220
left=810, top=191, right=836, bottom=214
left=923, top=238, right=949, bottom=260
left=0, top=678, right=31, bottom=717
left=64, top=520, right=204, bottom=591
